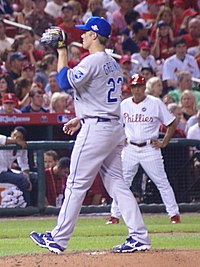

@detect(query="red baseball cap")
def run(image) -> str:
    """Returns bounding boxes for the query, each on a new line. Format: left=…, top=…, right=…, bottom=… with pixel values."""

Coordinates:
left=173, top=0, right=185, bottom=9
left=183, top=9, right=198, bottom=18
left=130, top=74, right=146, bottom=86
left=3, top=93, right=17, bottom=103
left=139, top=40, right=150, bottom=50
left=22, top=62, right=35, bottom=71
left=119, top=54, right=131, bottom=64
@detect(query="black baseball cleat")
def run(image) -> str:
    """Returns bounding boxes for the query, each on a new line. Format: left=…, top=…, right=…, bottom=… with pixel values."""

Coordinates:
left=30, top=231, right=64, bottom=254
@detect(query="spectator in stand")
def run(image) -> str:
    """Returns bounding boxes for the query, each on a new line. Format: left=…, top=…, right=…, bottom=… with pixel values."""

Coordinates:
left=82, top=0, right=113, bottom=25
left=151, top=20, right=174, bottom=60
left=168, top=71, right=200, bottom=106
left=140, top=66, right=155, bottom=81
left=8, top=51, right=26, bottom=81
left=121, top=18, right=153, bottom=55
left=112, top=0, right=137, bottom=33
left=119, top=54, right=134, bottom=77
left=162, top=93, right=176, bottom=105
left=44, top=150, right=58, bottom=169
left=133, top=20, right=150, bottom=44
left=67, top=0, right=84, bottom=24
left=160, top=102, right=186, bottom=137
left=178, top=8, right=199, bottom=36
left=0, top=126, right=32, bottom=206
left=15, top=0, right=35, bottom=25
left=103, top=0, right=119, bottom=13
left=141, top=0, right=163, bottom=24
left=179, top=90, right=197, bottom=125
left=0, top=18, right=14, bottom=53
left=50, top=92, right=74, bottom=114
left=44, top=0, right=64, bottom=19
left=150, top=6, right=175, bottom=39
left=11, top=34, right=36, bottom=65
left=113, top=10, right=140, bottom=55
left=121, top=83, right=132, bottom=101
left=172, top=0, right=186, bottom=37
left=0, top=74, right=15, bottom=105
left=21, top=29, right=45, bottom=62
left=45, top=157, right=70, bottom=207
left=124, top=9, right=140, bottom=32
left=187, top=36, right=200, bottom=60
left=26, top=0, right=56, bottom=40
left=45, top=71, right=60, bottom=97
left=162, top=37, right=200, bottom=91
left=0, top=48, right=14, bottom=74
left=33, top=54, right=58, bottom=89
left=185, top=107, right=200, bottom=135
left=131, top=40, right=157, bottom=74
left=0, top=93, right=21, bottom=114
left=14, top=77, right=31, bottom=109
left=21, top=61, right=35, bottom=83
left=145, top=76, right=163, bottom=98
left=181, top=17, right=200, bottom=49
left=58, top=3, right=82, bottom=45
left=21, top=87, right=48, bottom=113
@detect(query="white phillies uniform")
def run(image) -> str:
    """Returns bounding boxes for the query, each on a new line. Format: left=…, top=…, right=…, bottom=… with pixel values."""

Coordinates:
left=51, top=51, right=150, bottom=249
left=162, top=54, right=200, bottom=82
left=111, top=95, right=179, bottom=218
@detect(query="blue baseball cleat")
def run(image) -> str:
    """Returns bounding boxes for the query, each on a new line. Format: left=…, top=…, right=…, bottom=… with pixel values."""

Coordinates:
left=30, top=231, right=64, bottom=254
left=112, top=236, right=150, bottom=253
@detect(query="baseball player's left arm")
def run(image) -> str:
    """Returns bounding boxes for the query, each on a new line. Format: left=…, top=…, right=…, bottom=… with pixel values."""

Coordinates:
left=151, top=119, right=177, bottom=149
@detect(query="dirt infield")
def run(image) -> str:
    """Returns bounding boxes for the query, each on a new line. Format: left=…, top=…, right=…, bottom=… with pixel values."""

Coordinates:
left=1, top=249, right=199, bottom=267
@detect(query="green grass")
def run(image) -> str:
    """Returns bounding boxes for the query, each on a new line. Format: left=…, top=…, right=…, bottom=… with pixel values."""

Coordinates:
left=0, top=214, right=200, bottom=257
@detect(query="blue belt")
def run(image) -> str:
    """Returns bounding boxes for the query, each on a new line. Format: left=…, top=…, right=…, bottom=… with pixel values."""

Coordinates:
left=81, top=117, right=111, bottom=123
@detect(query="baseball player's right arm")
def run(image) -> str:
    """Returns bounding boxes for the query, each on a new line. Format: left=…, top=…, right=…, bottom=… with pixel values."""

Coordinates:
left=63, top=118, right=81, bottom=135
left=57, top=48, right=68, bottom=72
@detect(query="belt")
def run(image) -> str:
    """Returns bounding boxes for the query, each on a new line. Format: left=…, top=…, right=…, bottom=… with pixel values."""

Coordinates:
left=81, top=117, right=111, bottom=124
left=130, top=141, right=151, bottom=147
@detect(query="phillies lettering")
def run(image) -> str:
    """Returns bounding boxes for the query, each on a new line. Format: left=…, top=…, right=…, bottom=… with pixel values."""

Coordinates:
left=124, top=112, right=153, bottom=122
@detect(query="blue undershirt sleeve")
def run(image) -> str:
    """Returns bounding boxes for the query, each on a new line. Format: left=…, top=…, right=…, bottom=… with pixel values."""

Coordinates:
left=56, top=66, right=72, bottom=93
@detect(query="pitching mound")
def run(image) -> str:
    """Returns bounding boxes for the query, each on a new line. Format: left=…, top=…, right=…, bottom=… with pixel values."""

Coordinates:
left=1, top=249, right=199, bottom=267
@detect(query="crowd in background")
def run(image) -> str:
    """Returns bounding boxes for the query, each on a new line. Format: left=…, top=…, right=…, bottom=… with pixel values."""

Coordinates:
left=0, top=0, right=200, bottom=207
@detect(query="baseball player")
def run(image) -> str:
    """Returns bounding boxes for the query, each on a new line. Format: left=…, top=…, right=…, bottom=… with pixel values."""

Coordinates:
left=107, top=74, right=180, bottom=225
left=29, top=17, right=150, bottom=254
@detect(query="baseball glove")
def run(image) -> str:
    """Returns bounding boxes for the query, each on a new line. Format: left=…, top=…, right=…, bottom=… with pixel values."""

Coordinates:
left=40, top=27, right=67, bottom=49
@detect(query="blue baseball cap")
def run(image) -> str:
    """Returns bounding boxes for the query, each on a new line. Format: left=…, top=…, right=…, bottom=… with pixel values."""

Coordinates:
left=10, top=52, right=26, bottom=63
left=75, top=16, right=111, bottom=39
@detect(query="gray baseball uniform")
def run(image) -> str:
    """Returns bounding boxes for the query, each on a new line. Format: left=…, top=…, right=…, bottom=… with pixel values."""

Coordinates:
left=51, top=51, right=150, bottom=249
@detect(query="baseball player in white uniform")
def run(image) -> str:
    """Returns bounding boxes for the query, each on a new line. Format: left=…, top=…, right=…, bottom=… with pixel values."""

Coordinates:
left=107, top=74, right=180, bottom=225
left=30, top=17, right=150, bottom=254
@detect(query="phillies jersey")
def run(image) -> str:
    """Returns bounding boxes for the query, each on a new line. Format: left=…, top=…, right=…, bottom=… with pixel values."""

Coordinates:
left=121, top=95, right=175, bottom=142
left=67, top=51, right=123, bottom=119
